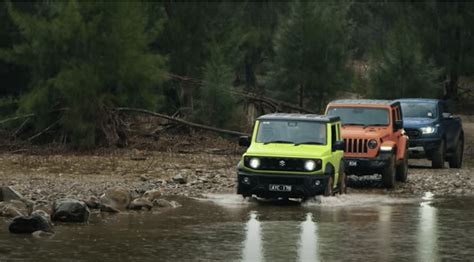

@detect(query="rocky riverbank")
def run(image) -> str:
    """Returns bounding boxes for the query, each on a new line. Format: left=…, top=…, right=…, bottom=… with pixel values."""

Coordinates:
left=0, top=119, right=473, bottom=230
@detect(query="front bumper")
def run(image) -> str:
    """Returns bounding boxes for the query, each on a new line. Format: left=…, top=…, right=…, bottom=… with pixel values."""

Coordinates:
left=344, top=153, right=392, bottom=175
left=408, top=138, right=441, bottom=158
left=237, top=169, right=329, bottom=198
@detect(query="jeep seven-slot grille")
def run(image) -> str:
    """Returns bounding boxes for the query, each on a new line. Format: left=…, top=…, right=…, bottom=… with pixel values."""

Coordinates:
left=405, top=128, right=421, bottom=139
left=343, top=138, right=368, bottom=153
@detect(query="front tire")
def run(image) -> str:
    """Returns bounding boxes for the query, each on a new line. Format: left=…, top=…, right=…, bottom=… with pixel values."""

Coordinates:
left=396, top=147, right=408, bottom=182
left=449, top=137, right=464, bottom=168
left=337, top=162, right=347, bottom=194
left=432, top=139, right=446, bottom=168
left=382, top=154, right=396, bottom=188
left=324, top=176, right=334, bottom=197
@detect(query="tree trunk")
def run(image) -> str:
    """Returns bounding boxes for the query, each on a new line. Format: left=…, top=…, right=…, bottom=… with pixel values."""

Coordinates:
left=446, top=2, right=461, bottom=100
left=299, top=84, right=304, bottom=109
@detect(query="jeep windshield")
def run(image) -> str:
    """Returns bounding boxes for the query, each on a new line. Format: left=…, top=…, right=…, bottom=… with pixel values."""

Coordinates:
left=400, top=102, right=437, bottom=119
left=327, top=107, right=389, bottom=126
left=256, top=120, right=327, bottom=145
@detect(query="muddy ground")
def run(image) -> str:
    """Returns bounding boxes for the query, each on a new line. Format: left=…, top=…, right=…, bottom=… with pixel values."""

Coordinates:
left=0, top=117, right=473, bottom=207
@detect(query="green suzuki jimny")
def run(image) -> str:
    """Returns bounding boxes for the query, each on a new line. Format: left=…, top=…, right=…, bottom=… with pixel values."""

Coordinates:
left=237, top=113, right=346, bottom=199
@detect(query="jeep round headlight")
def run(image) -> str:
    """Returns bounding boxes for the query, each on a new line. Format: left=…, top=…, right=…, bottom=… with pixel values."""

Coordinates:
left=420, top=126, right=436, bottom=134
left=368, top=139, right=378, bottom=149
left=304, top=160, right=316, bottom=171
left=249, top=158, right=260, bottom=169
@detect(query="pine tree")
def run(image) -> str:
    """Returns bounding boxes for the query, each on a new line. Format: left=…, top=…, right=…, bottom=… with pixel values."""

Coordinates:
left=271, top=1, right=352, bottom=111
left=369, top=22, right=442, bottom=99
left=195, top=47, right=236, bottom=128
left=1, top=1, right=167, bottom=147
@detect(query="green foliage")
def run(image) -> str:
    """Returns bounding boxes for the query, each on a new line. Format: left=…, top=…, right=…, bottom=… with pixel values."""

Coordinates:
left=271, top=1, right=353, bottom=111
left=369, top=22, right=443, bottom=99
left=3, top=1, right=167, bottom=147
left=195, top=47, right=236, bottom=128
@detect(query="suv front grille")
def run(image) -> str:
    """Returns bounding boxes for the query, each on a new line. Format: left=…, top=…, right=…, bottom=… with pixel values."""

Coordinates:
left=405, top=128, right=421, bottom=139
left=343, top=138, right=368, bottom=154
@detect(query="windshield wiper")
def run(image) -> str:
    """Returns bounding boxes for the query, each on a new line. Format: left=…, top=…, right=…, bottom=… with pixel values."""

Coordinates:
left=263, top=140, right=293, bottom=145
left=294, top=141, right=324, bottom=146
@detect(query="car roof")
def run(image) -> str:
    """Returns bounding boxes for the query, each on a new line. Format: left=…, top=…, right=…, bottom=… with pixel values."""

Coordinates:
left=328, top=99, right=399, bottom=107
left=257, top=113, right=340, bottom=123
left=396, top=98, right=439, bottom=104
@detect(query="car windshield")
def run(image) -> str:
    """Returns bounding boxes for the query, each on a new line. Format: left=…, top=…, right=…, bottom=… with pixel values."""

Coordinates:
left=255, top=120, right=327, bottom=145
left=400, top=102, right=437, bottom=119
left=327, top=107, right=389, bottom=126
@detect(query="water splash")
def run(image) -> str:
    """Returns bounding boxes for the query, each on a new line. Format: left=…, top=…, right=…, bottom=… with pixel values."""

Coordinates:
left=303, top=194, right=418, bottom=207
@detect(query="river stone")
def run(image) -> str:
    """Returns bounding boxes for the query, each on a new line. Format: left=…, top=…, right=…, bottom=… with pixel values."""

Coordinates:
left=0, top=200, right=28, bottom=218
left=173, top=174, right=187, bottom=184
left=152, top=199, right=181, bottom=208
left=9, top=212, right=52, bottom=234
left=0, top=186, right=23, bottom=202
left=99, top=187, right=131, bottom=211
left=84, top=196, right=100, bottom=209
left=51, top=198, right=90, bottom=223
left=143, top=189, right=162, bottom=201
left=129, top=198, right=153, bottom=211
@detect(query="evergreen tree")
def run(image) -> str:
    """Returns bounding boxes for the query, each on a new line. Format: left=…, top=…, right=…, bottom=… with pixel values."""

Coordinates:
left=369, top=22, right=442, bottom=99
left=271, top=1, right=352, bottom=111
left=1, top=1, right=167, bottom=147
left=195, top=47, right=236, bottom=128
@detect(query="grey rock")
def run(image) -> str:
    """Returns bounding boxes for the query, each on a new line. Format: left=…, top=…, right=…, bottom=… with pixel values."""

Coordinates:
left=152, top=199, right=181, bottom=208
left=129, top=198, right=153, bottom=210
left=84, top=196, right=100, bottom=209
left=9, top=212, right=53, bottom=234
left=99, top=187, right=131, bottom=211
left=143, top=189, right=162, bottom=201
left=173, top=174, right=187, bottom=184
left=52, top=198, right=90, bottom=223
left=0, top=186, right=23, bottom=202
left=0, top=200, right=28, bottom=218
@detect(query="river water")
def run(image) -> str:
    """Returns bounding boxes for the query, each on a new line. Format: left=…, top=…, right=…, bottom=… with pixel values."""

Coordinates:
left=1, top=193, right=474, bottom=261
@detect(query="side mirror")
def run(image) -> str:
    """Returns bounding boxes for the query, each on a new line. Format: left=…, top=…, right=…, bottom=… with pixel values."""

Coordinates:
left=332, top=140, right=345, bottom=151
left=239, top=136, right=251, bottom=147
left=394, top=120, right=403, bottom=130
left=442, top=112, right=452, bottom=119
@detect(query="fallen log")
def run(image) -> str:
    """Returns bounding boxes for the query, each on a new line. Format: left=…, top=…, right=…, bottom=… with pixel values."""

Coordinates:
left=167, top=73, right=315, bottom=113
left=115, top=107, right=250, bottom=137
left=0, top=113, right=35, bottom=126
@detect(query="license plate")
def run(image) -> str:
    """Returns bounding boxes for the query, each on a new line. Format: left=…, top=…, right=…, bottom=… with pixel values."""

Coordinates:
left=269, top=184, right=292, bottom=192
left=349, top=160, right=357, bottom=167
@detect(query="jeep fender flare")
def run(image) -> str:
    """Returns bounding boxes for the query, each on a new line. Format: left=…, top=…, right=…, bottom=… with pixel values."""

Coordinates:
left=396, top=135, right=408, bottom=160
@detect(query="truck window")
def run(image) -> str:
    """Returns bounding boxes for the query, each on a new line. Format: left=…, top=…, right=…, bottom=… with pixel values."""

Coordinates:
left=331, top=124, right=337, bottom=146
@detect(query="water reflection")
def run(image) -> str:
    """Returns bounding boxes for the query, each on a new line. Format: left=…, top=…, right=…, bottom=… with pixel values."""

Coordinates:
left=297, top=213, right=319, bottom=262
left=417, top=192, right=438, bottom=261
left=242, top=211, right=263, bottom=261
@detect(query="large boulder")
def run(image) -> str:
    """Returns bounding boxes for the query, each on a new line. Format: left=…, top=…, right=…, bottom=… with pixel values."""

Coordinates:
left=51, top=198, right=90, bottom=223
left=99, top=187, right=131, bottom=212
left=0, top=200, right=28, bottom=218
left=129, top=198, right=153, bottom=211
left=9, top=211, right=53, bottom=234
left=0, top=186, right=23, bottom=202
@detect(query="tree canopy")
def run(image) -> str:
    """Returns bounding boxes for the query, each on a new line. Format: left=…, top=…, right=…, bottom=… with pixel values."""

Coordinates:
left=0, top=1, right=473, bottom=147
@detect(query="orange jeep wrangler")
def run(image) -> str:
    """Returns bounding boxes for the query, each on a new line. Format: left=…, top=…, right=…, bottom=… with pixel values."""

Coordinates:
left=325, top=100, right=408, bottom=188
